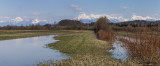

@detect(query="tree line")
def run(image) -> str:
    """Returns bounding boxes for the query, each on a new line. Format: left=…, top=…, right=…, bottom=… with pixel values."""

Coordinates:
left=0, top=18, right=160, bottom=32
left=0, top=19, right=95, bottom=30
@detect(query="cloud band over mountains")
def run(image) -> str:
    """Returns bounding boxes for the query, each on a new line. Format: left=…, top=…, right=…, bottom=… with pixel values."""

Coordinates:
left=0, top=13, right=160, bottom=26
left=75, top=13, right=159, bottom=22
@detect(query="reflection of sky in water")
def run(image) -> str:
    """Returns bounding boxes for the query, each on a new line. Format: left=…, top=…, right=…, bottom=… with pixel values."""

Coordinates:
left=109, top=41, right=128, bottom=61
left=0, top=35, right=68, bottom=66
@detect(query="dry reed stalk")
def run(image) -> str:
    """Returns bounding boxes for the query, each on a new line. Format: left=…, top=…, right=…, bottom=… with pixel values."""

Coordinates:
left=122, top=27, right=160, bottom=65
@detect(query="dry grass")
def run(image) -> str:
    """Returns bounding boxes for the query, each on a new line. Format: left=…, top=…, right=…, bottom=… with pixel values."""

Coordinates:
left=38, top=55, right=142, bottom=66
left=121, top=29, right=160, bottom=65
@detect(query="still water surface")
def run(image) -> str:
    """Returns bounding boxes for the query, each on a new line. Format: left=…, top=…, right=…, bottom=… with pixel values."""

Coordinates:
left=109, top=36, right=131, bottom=61
left=0, top=35, right=68, bottom=66
left=109, top=41, right=128, bottom=61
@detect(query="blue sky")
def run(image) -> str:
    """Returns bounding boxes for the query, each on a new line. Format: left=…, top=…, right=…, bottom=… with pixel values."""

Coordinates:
left=0, top=0, right=160, bottom=24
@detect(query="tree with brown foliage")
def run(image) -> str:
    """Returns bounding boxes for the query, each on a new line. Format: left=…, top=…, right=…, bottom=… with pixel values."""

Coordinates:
left=94, top=16, right=115, bottom=41
left=94, top=16, right=111, bottom=33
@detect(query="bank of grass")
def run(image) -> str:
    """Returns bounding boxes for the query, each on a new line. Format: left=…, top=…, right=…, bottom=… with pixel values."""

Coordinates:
left=0, top=30, right=72, bottom=40
left=43, top=30, right=140, bottom=66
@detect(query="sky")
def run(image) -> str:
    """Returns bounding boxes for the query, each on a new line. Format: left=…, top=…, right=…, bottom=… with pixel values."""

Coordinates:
left=0, top=0, right=160, bottom=25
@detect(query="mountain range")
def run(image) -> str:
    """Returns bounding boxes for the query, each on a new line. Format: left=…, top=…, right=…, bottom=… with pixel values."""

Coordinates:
left=0, top=20, right=49, bottom=26
left=0, top=19, right=160, bottom=26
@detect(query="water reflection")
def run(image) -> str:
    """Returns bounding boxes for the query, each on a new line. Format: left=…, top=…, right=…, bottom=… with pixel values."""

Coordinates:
left=0, top=35, right=68, bottom=66
left=109, top=41, right=128, bottom=61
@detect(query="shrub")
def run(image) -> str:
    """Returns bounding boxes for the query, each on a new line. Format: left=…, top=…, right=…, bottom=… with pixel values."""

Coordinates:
left=98, top=30, right=115, bottom=41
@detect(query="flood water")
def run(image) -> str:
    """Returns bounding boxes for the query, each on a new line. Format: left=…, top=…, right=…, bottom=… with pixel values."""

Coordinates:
left=0, top=35, right=69, bottom=66
left=109, top=40, right=128, bottom=61
left=108, top=36, right=132, bottom=61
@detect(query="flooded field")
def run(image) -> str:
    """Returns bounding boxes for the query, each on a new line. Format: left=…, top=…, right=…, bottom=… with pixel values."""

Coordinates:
left=0, top=35, right=69, bottom=66
left=109, top=40, right=128, bottom=61
left=109, top=36, right=131, bottom=61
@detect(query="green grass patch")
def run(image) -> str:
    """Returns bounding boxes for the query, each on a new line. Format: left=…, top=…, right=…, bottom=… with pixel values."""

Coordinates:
left=46, top=30, right=140, bottom=66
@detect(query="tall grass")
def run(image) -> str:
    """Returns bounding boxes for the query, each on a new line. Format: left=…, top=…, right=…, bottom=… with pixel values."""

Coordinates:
left=122, top=28, right=160, bottom=65
left=38, top=55, right=142, bottom=66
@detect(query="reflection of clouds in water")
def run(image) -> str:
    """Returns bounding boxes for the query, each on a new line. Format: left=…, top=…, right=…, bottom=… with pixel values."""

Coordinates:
left=109, top=41, right=128, bottom=61
left=0, top=35, right=69, bottom=66
left=33, top=37, right=40, bottom=46
left=15, top=39, right=22, bottom=45
left=32, top=36, right=55, bottom=46
left=33, top=37, right=40, bottom=41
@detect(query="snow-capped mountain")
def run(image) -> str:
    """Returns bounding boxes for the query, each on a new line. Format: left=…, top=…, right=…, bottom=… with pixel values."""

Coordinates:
left=0, top=20, right=49, bottom=26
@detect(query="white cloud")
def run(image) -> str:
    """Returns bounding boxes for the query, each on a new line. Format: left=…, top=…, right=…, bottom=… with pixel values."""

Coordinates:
left=11, top=17, right=23, bottom=23
left=75, top=13, right=159, bottom=22
left=41, top=20, right=47, bottom=22
left=32, top=19, right=40, bottom=24
left=122, top=6, right=128, bottom=9
left=32, top=12, right=39, bottom=15
left=106, top=15, right=129, bottom=21
left=76, top=13, right=92, bottom=20
left=90, top=14, right=106, bottom=19
left=0, top=20, right=5, bottom=23
left=131, top=15, right=158, bottom=20
left=32, top=19, right=47, bottom=24
left=0, top=16, right=9, bottom=19
left=75, top=13, right=128, bottom=22
left=70, top=4, right=82, bottom=11
left=3, top=16, right=9, bottom=19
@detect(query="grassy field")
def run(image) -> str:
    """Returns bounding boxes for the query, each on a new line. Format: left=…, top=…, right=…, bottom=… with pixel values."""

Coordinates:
left=0, top=30, right=140, bottom=66
left=45, top=30, right=140, bottom=66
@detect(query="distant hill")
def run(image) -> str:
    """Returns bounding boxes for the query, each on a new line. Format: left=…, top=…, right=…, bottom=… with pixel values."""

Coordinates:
left=117, top=20, right=160, bottom=24
left=58, top=19, right=83, bottom=26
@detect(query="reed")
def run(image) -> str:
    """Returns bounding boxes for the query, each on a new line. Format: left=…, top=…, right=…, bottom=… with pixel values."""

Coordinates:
left=122, top=28, right=160, bottom=65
